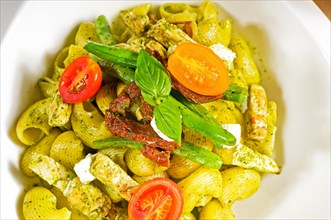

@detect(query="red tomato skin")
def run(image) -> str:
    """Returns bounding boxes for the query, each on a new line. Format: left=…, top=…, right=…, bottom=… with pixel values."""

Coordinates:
left=128, top=178, right=183, bottom=220
left=59, top=56, right=102, bottom=103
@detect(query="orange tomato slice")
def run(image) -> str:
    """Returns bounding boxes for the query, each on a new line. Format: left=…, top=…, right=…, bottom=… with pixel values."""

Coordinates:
left=167, top=42, right=230, bottom=96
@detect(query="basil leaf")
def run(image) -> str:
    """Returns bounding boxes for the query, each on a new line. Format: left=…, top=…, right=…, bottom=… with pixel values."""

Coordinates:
left=153, top=100, right=182, bottom=144
left=135, top=49, right=172, bottom=106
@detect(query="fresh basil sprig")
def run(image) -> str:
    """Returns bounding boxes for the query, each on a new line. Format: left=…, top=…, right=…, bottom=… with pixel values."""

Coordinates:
left=153, top=99, right=182, bottom=144
left=135, top=49, right=172, bottom=106
left=135, top=49, right=182, bottom=144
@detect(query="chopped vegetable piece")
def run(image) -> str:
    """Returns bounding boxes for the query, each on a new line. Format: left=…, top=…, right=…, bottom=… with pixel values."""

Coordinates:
left=90, top=153, right=139, bottom=201
left=232, top=143, right=281, bottom=174
left=59, top=56, right=102, bottom=103
left=167, top=42, right=230, bottom=96
left=128, top=177, right=183, bottom=220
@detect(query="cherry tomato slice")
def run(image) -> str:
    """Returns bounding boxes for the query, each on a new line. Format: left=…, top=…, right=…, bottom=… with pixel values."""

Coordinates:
left=128, top=178, right=183, bottom=220
left=59, top=56, right=102, bottom=103
left=167, top=42, right=230, bottom=96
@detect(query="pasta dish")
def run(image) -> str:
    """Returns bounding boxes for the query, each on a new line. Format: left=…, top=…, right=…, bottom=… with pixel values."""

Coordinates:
left=16, top=1, right=280, bottom=219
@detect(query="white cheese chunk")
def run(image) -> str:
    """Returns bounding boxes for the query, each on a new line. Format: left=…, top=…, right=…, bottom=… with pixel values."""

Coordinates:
left=73, top=154, right=96, bottom=184
left=150, top=117, right=174, bottom=142
left=210, top=43, right=236, bottom=69
left=222, top=124, right=241, bottom=149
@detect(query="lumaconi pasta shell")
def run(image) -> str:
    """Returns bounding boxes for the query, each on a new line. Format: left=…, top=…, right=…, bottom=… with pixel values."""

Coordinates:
left=218, top=18, right=232, bottom=47
left=75, top=22, right=99, bottom=47
left=21, top=128, right=62, bottom=177
left=168, top=130, right=213, bottom=179
left=167, top=154, right=201, bottom=180
left=16, top=98, right=53, bottom=146
left=50, top=131, right=86, bottom=171
left=229, top=35, right=261, bottom=85
left=200, top=198, right=235, bottom=220
left=50, top=187, right=88, bottom=220
left=213, top=147, right=236, bottom=165
left=220, top=167, right=261, bottom=206
left=125, top=149, right=168, bottom=176
left=23, top=186, right=71, bottom=220
left=160, top=3, right=197, bottom=23
left=71, top=101, right=112, bottom=147
left=52, top=46, right=69, bottom=81
left=178, top=167, right=222, bottom=214
left=179, top=212, right=197, bottom=220
left=38, top=77, right=58, bottom=98
left=96, top=83, right=117, bottom=115
left=195, top=195, right=213, bottom=207
left=63, top=44, right=88, bottom=67
left=133, top=171, right=169, bottom=184
left=202, top=99, right=244, bottom=126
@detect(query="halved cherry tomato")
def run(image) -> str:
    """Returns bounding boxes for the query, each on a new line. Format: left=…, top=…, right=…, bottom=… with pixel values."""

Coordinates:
left=128, top=177, right=183, bottom=220
left=59, top=56, right=102, bottom=103
left=167, top=42, right=230, bottom=96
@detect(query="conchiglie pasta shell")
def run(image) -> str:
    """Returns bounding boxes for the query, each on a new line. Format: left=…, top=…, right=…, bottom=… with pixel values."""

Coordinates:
left=125, top=149, right=168, bottom=176
left=20, top=128, right=62, bottom=177
left=220, top=167, right=261, bottom=206
left=23, top=187, right=71, bottom=220
left=178, top=167, right=222, bottom=213
left=16, top=98, right=53, bottom=146
left=50, top=131, right=86, bottom=171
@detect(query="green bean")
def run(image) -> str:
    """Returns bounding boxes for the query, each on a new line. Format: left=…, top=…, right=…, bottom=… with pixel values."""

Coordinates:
left=89, top=53, right=135, bottom=84
left=171, top=90, right=218, bottom=124
left=84, top=41, right=138, bottom=68
left=95, top=15, right=117, bottom=46
left=92, top=137, right=143, bottom=150
left=168, top=95, right=236, bottom=147
left=221, top=84, right=248, bottom=104
left=173, top=142, right=223, bottom=169
left=93, top=137, right=223, bottom=169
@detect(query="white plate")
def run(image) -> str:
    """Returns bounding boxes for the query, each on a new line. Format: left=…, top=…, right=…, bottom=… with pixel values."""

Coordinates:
left=1, top=1, right=330, bottom=219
